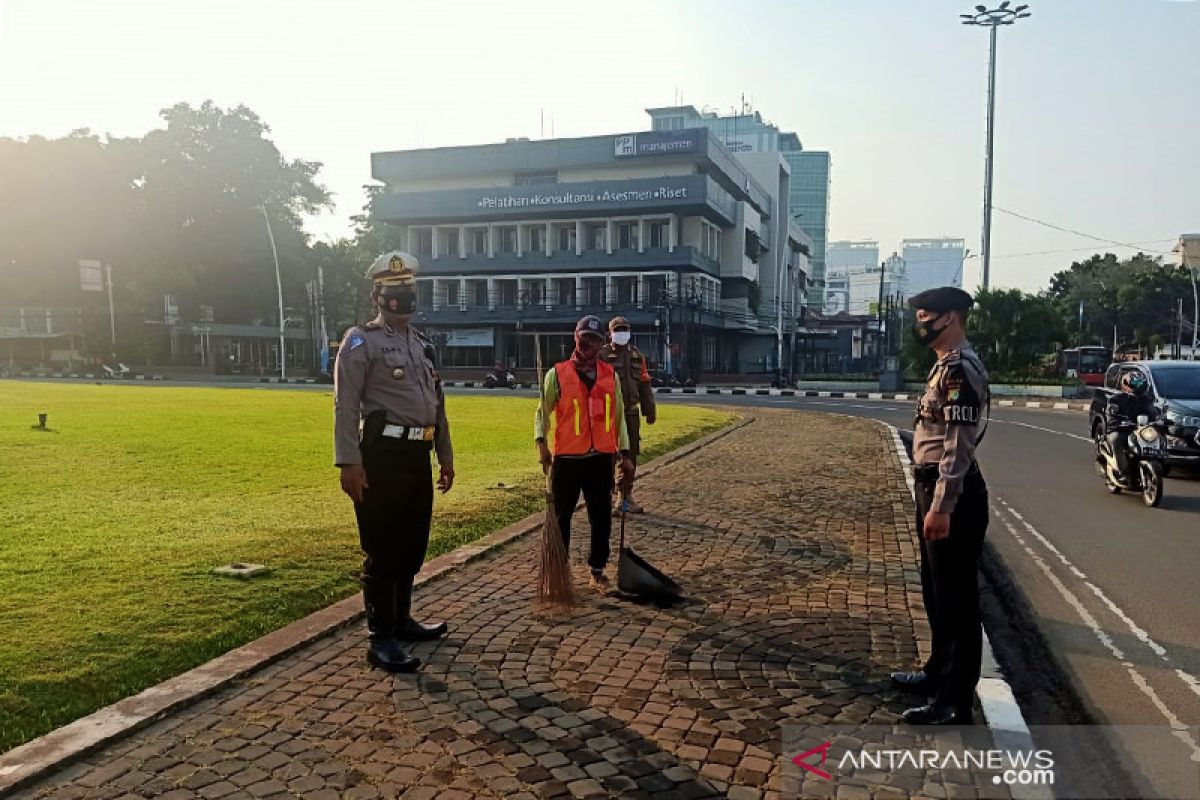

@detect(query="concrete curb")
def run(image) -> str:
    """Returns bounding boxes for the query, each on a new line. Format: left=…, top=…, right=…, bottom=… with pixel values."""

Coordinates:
left=0, top=415, right=751, bottom=797
left=879, top=422, right=1041, bottom=766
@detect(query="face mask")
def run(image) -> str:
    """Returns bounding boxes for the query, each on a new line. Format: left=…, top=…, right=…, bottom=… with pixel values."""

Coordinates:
left=913, top=313, right=948, bottom=347
left=611, top=331, right=631, bottom=346
left=376, top=287, right=417, bottom=316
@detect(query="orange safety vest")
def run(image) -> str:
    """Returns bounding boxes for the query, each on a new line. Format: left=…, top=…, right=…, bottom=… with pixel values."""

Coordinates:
left=552, top=361, right=619, bottom=455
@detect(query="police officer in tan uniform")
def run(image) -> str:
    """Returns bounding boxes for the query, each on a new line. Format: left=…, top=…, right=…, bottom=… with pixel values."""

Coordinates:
left=599, top=316, right=657, bottom=513
left=890, top=286, right=990, bottom=725
left=334, top=251, right=454, bottom=673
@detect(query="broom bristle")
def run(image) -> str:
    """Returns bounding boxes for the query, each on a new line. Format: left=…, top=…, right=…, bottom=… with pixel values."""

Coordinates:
left=538, top=491, right=575, bottom=607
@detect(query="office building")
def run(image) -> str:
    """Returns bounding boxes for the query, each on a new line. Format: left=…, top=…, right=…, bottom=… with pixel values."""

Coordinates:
left=370, top=127, right=810, bottom=378
left=902, top=238, right=965, bottom=297
left=646, top=106, right=831, bottom=312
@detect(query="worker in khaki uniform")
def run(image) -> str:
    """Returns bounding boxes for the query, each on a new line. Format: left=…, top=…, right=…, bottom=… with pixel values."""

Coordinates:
left=889, top=286, right=990, bottom=725
left=535, top=315, right=635, bottom=589
left=599, top=316, right=657, bottom=513
left=334, top=251, right=454, bottom=674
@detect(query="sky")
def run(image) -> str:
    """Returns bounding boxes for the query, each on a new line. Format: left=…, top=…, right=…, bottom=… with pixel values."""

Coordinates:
left=1, top=0, right=1197, bottom=293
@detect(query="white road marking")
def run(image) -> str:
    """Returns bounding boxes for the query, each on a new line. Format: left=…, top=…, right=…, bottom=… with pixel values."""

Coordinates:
left=999, top=499, right=1200, bottom=704
left=989, top=418, right=1093, bottom=442
left=993, top=503, right=1200, bottom=761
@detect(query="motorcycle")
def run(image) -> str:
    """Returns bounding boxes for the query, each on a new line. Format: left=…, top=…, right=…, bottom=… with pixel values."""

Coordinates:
left=483, top=368, right=517, bottom=389
left=1094, top=414, right=1167, bottom=507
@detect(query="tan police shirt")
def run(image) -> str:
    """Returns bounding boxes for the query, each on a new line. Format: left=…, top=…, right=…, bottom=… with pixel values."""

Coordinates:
left=912, top=342, right=989, bottom=513
left=598, top=344, right=657, bottom=418
left=333, top=315, right=452, bottom=468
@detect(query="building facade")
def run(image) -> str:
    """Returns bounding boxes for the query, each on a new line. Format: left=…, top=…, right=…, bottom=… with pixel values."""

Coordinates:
left=370, top=128, right=809, bottom=378
left=901, top=238, right=965, bottom=297
left=825, top=241, right=879, bottom=315
left=645, top=106, right=831, bottom=312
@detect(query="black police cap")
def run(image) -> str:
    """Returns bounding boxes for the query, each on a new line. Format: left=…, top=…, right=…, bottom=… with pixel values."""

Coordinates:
left=908, top=287, right=974, bottom=313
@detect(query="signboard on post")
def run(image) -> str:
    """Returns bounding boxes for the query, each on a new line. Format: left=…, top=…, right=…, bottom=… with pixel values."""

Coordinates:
left=79, top=260, right=104, bottom=292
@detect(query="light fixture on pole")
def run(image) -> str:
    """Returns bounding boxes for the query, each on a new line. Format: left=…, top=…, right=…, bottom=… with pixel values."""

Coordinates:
left=259, top=207, right=286, bottom=380
left=961, top=2, right=1032, bottom=291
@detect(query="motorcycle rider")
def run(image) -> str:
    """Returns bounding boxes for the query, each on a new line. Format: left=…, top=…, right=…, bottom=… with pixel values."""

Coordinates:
left=1105, top=370, right=1159, bottom=484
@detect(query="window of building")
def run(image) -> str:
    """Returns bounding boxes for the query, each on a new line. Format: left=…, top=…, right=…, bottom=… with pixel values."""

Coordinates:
left=499, top=227, right=518, bottom=254
left=514, top=170, right=558, bottom=186
left=469, top=228, right=488, bottom=255
left=699, top=221, right=723, bottom=261
left=616, top=222, right=639, bottom=251
left=528, top=226, right=544, bottom=254
left=414, top=229, right=433, bottom=257
left=417, top=281, right=433, bottom=308
left=441, top=346, right=495, bottom=368
left=644, top=275, right=667, bottom=306
left=442, top=229, right=460, bottom=258
left=498, top=280, right=518, bottom=307
left=556, top=225, right=577, bottom=253
left=583, top=277, right=606, bottom=306
left=615, top=277, right=637, bottom=305
left=647, top=220, right=669, bottom=249
left=445, top=281, right=460, bottom=307
left=471, top=281, right=488, bottom=308
left=586, top=223, right=607, bottom=251
left=555, top=278, right=575, bottom=307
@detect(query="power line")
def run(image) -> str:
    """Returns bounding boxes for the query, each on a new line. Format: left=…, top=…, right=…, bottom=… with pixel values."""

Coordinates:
left=964, top=239, right=1178, bottom=260
left=992, top=206, right=1173, bottom=255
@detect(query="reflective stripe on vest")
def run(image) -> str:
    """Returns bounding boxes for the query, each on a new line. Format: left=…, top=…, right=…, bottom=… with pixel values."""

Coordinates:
left=552, top=361, right=619, bottom=455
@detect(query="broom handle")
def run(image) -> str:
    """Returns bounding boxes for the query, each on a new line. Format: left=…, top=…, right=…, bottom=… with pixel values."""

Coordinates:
left=535, top=334, right=552, bottom=491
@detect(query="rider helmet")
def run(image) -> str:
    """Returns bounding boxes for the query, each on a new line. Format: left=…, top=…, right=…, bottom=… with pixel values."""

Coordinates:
left=1122, top=370, right=1150, bottom=396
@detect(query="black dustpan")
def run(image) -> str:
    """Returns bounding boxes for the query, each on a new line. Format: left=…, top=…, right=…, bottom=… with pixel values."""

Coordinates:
left=616, top=506, right=683, bottom=601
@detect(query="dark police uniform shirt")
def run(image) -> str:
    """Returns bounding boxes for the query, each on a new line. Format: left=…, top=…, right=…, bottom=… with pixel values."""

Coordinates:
left=912, top=342, right=989, bottom=513
left=333, top=314, right=452, bottom=468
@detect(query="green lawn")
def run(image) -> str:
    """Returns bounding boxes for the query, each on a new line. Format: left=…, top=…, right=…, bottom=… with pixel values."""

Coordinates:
left=0, top=381, right=731, bottom=752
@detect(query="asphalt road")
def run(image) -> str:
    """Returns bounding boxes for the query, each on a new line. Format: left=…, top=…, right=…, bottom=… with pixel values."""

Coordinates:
left=658, top=391, right=1200, bottom=797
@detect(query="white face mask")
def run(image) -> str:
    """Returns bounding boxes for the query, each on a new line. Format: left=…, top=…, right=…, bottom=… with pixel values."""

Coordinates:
left=611, top=331, right=631, bottom=346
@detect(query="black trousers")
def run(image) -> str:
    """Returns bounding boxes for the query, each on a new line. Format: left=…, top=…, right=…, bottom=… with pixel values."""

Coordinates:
left=551, top=453, right=614, bottom=571
left=353, top=439, right=434, bottom=582
left=915, top=468, right=989, bottom=710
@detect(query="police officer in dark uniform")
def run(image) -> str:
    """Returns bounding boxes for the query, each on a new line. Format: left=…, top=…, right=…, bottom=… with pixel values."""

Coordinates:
left=890, top=286, right=990, bottom=725
left=334, top=251, right=454, bottom=673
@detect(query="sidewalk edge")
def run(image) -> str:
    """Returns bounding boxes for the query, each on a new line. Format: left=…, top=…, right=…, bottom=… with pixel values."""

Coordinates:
left=0, top=415, right=752, bottom=797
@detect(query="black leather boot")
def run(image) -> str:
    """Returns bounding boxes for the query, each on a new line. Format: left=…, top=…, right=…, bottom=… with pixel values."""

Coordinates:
left=890, top=670, right=938, bottom=695
left=394, top=574, right=448, bottom=641
left=362, top=579, right=420, bottom=673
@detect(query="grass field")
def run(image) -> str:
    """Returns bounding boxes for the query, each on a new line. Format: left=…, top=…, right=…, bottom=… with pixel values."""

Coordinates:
left=0, top=381, right=731, bottom=752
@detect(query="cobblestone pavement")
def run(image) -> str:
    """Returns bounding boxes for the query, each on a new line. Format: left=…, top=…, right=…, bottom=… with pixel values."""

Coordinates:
left=14, top=410, right=992, bottom=800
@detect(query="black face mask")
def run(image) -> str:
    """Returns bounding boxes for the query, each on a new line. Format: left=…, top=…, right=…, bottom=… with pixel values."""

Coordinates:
left=913, top=313, right=949, bottom=347
left=376, top=287, right=417, bottom=316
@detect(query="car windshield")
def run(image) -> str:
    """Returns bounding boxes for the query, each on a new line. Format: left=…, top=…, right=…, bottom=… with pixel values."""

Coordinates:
left=1149, top=366, right=1200, bottom=399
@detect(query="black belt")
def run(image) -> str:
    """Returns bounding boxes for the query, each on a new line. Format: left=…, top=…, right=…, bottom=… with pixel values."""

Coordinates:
left=911, top=462, right=980, bottom=483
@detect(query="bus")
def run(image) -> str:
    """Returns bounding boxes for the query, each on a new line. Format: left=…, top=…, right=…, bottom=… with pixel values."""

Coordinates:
left=1058, top=346, right=1112, bottom=386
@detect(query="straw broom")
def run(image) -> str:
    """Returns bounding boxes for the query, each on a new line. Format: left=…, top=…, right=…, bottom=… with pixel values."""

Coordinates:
left=535, top=334, right=575, bottom=607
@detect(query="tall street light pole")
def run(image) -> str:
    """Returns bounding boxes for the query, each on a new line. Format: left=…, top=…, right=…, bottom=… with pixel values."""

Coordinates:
left=961, top=2, right=1032, bottom=291
left=259, top=207, right=286, bottom=380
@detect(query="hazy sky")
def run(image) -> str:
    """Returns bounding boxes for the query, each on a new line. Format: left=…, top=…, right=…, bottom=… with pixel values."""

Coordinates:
left=2, top=0, right=1197, bottom=292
